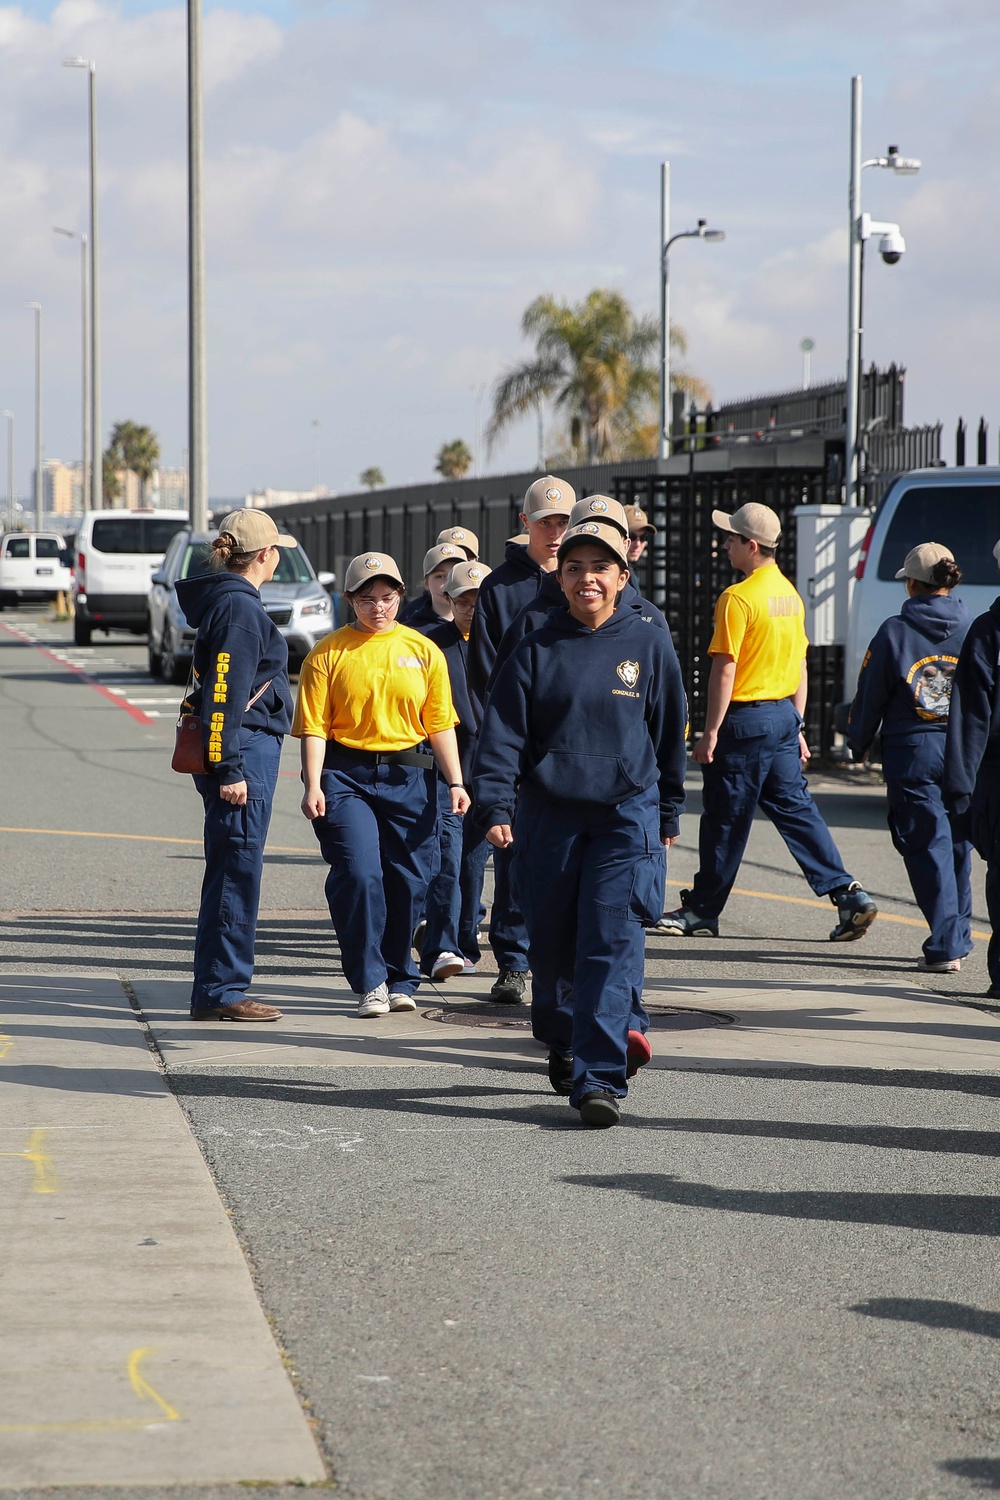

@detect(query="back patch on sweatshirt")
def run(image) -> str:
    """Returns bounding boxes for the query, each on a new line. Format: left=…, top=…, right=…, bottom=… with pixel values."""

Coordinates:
left=906, top=654, right=958, bottom=721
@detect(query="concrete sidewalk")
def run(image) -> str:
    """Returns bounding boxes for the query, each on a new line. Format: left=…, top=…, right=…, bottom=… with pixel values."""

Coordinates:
left=0, top=973, right=325, bottom=1489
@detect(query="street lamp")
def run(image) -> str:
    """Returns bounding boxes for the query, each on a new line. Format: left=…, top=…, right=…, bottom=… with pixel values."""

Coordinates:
left=800, top=337, right=815, bottom=390
left=62, top=58, right=101, bottom=510
left=27, top=304, right=42, bottom=530
left=54, top=227, right=91, bottom=511
left=659, top=162, right=725, bottom=459
left=188, top=0, right=209, bottom=531
left=1, top=412, right=13, bottom=532
left=845, top=75, right=920, bottom=506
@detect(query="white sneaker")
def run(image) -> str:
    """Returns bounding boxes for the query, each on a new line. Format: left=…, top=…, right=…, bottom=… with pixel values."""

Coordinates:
left=463, top=959, right=479, bottom=971
left=357, top=984, right=390, bottom=1017
left=917, top=956, right=962, bottom=973
left=431, top=952, right=465, bottom=980
left=388, top=991, right=417, bottom=1012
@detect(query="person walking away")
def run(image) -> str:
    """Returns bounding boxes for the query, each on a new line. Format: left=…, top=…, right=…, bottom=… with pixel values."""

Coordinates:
left=177, top=511, right=297, bottom=1022
left=848, top=543, right=971, bottom=972
left=399, top=543, right=464, bottom=627
left=656, top=502, right=878, bottom=941
left=293, top=552, right=470, bottom=1017
left=414, top=560, right=493, bottom=980
left=943, top=537, right=1000, bottom=1003
left=474, top=521, right=687, bottom=1127
left=469, top=475, right=576, bottom=1004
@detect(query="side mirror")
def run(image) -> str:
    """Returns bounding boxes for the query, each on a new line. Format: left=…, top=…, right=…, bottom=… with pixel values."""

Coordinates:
left=150, top=570, right=168, bottom=587
left=317, top=571, right=336, bottom=589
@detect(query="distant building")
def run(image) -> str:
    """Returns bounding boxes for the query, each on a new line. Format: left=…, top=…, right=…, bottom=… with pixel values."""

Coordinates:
left=34, top=461, right=190, bottom=518
left=243, top=486, right=334, bottom=509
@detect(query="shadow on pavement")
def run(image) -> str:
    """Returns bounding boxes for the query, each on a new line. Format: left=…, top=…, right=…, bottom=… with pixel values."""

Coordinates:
left=649, top=1116, right=1000, bottom=1157
left=851, top=1297, right=1000, bottom=1339
left=563, top=1173, right=1000, bottom=1235
left=658, top=1062, right=1000, bottom=1096
left=938, top=1458, right=1000, bottom=1490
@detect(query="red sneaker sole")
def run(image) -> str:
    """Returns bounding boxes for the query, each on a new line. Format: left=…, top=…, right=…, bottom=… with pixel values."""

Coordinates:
left=626, top=1029, right=652, bottom=1078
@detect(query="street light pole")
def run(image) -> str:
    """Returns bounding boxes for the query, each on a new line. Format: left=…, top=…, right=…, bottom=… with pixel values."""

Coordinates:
left=54, top=228, right=91, bottom=511
left=63, top=59, right=101, bottom=510
left=1, top=412, right=13, bottom=532
left=659, top=162, right=670, bottom=459
left=188, top=0, right=209, bottom=532
left=28, top=304, right=42, bottom=530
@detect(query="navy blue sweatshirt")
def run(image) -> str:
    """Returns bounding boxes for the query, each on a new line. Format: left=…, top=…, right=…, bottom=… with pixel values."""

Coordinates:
left=848, top=594, right=970, bottom=758
left=176, top=572, right=292, bottom=782
left=468, top=541, right=544, bottom=699
left=473, top=598, right=687, bottom=839
left=943, top=597, right=1000, bottom=814
left=399, top=590, right=440, bottom=628
left=416, top=618, right=483, bottom=781
left=489, top=571, right=672, bottom=689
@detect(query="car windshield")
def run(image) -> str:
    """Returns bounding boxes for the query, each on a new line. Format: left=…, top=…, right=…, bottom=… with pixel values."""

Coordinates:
left=92, top=518, right=188, bottom=555
left=180, top=540, right=313, bottom=582
left=877, top=485, right=1000, bottom=586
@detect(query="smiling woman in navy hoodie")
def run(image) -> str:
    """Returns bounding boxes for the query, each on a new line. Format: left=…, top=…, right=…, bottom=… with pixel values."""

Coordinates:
left=473, top=520, right=687, bottom=1128
left=176, top=510, right=295, bottom=1023
left=848, top=542, right=971, bottom=973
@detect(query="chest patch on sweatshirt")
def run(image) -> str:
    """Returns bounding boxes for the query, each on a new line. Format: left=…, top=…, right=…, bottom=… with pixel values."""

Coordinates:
left=616, top=660, right=640, bottom=689
left=906, top=654, right=958, bottom=721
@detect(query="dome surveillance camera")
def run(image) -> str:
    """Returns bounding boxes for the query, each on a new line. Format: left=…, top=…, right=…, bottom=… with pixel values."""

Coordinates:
left=879, top=228, right=906, bottom=265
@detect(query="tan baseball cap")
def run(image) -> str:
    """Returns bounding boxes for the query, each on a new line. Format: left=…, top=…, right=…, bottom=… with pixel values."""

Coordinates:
left=557, top=520, right=629, bottom=564
left=422, top=543, right=464, bottom=576
left=217, top=510, right=297, bottom=551
left=569, top=495, right=629, bottom=537
left=896, top=542, right=955, bottom=582
left=712, top=502, right=782, bottom=548
left=522, top=475, right=576, bottom=521
left=436, top=526, right=479, bottom=559
left=343, top=551, right=404, bottom=592
left=444, top=560, right=492, bottom=598
left=507, top=533, right=530, bottom=545
left=623, top=503, right=656, bottom=537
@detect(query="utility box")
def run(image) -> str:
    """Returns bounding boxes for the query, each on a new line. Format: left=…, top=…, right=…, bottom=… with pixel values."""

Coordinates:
left=793, top=504, right=872, bottom=647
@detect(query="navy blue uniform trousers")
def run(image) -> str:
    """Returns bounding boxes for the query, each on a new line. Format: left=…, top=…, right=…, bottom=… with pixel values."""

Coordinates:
left=517, top=783, right=665, bottom=1106
left=421, top=780, right=491, bottom=970
left=882, top=735, right=972, bottom=965
left=968, top=768, right=1000, bottom=987
left=190, top=728, right=281, bottom=1014
left=689, top=698, right=850, bottom=920
left=311, top=756, right=438, bottom=997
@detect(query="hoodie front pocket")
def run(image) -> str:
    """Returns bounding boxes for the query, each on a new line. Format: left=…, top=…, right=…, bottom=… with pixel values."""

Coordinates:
left=531, top=750, right=643, bottom=804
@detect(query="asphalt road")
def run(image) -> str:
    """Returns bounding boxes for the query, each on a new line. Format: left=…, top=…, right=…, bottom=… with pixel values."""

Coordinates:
left=1, top=608, right=998, bottom=1500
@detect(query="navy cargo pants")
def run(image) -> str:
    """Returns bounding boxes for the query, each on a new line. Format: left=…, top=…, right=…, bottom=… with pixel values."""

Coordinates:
left=516, top=783, right=665, bottom=1107
left=688, top=697, right=851, bottom=920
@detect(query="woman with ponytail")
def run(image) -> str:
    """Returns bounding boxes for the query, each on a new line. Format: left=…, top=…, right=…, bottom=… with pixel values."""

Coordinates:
left=848, top=543, right=972, bottom=972
left=176, top=510, right=296, bottom=1020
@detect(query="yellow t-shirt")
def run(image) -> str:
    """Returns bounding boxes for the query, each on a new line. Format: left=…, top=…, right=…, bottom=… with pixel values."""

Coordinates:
left=292, top=624, right=457, bottom=751
left=708, top=564, right=808, bottom=702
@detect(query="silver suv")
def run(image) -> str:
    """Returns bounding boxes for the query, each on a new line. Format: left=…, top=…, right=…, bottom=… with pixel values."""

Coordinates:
left=148, top=529, right=336, bottom=682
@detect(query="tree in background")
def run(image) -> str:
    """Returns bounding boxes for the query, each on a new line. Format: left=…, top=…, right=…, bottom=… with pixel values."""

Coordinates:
left=435, top=440, right=473, bottom=480
left=487, top=289, right=709, bottom=463
left=360, top=467, right=385, bottom=490
left=104, top=421, right=161, bottom=505
left=101, top=450, right=122, bottom=503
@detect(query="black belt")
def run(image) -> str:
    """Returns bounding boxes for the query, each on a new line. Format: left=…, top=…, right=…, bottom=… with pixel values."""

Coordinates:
left=730, top=698, right=785, bottom=708
left=324, top=741, right=432, bottom=770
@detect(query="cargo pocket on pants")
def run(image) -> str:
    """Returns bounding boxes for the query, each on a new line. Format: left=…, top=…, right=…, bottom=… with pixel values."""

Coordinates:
left=628, top=850, right=666, bottom=925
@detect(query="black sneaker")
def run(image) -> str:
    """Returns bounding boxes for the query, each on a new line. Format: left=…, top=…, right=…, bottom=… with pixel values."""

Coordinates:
left=547, top=1050, right=574, bottom=1096
left=577, top=1091, right=621, bottom=1128
left=650, top=889, right=719, bottom=937
left=490, top=969, right=528, bottom=1005
left=829, top=881, right=878, bottom=941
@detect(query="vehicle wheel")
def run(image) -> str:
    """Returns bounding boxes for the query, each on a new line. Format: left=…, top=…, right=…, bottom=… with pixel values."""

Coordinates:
left=147, top=619, right=162, bottom=676
left=73, top=615, right=92, bottom=647
left=160, top=627, right=189, bottom=686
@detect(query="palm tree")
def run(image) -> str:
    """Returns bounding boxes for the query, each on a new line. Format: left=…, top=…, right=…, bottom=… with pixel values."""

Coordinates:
left=360, top=467, right=385, bottom=490
left=107, top=421, right=161, bottom=504
left=487, top=290, right=709, bottom=462
left=435, top=440, right=473, bottom=480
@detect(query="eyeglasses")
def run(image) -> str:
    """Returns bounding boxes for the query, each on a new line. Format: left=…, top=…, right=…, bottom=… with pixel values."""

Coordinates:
left=628, top=533, right=646, bottom=543
left=353, top=594, right=400, bottom=611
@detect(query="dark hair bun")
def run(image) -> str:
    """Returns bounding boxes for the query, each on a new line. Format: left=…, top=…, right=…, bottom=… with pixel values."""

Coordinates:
left=930, top=558, right=962, bottom=589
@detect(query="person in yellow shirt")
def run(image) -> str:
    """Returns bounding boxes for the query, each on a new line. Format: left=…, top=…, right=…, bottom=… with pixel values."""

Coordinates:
left=293, top=551, right=470, bottom=1017
left=656, top=503, right=878, bottom=942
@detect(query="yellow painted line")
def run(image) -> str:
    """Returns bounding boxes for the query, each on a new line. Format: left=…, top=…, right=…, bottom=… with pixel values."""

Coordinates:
left=0, top=825, right=314, bottom=854
left=665, top=878, right=991, bottom=941
left=0, top=1347, right=181, bottom=1434
left=0, top=1030, right=13, bottom=1061
left=0, top=1127, right=58, bottom=1193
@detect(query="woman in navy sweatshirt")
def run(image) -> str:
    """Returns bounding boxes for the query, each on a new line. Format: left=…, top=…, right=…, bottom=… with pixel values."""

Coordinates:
left=473, top=520, right=688, bottom=1128
left=176, top=510, right=295, bottom=1022
left=848, top=542, right=971, bottom=972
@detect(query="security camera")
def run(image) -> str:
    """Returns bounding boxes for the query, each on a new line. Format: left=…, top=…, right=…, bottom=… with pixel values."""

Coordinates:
left=879, top=228, right=906, bottom=265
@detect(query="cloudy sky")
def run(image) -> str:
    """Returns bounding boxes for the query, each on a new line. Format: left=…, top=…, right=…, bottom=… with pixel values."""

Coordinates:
left=1, top=0, right=998, bottom=502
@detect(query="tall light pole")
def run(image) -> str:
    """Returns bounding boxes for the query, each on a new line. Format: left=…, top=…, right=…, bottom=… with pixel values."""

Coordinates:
left=800, top=337, right=815, bottom=390
left=1, top=412, right=13, bottom=532
left=62, top=58, right=101, bottom=511
left=659, top=162, right=725, bottom=459
left=54, top=228, right=91, bottom=511
left=188, top=0, right=208, bottom=531
left=27, top=304, right=42, bottom=530
left=845, top=75, right=920, bottom=506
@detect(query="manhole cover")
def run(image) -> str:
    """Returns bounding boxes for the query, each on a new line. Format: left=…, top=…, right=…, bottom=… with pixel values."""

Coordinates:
left=422, top=1004, right=736, bottom=1031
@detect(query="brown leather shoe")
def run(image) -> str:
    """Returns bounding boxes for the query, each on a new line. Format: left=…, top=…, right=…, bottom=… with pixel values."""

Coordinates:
left=191, top=999, right=282, bottom=1022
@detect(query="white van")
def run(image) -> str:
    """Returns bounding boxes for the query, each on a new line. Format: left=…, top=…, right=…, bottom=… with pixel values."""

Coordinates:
left=0, top=531, right=73, bottom=608
left=845, top=467, right=1000, bottom=700
left=73, top=508, right=189, bottom=646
